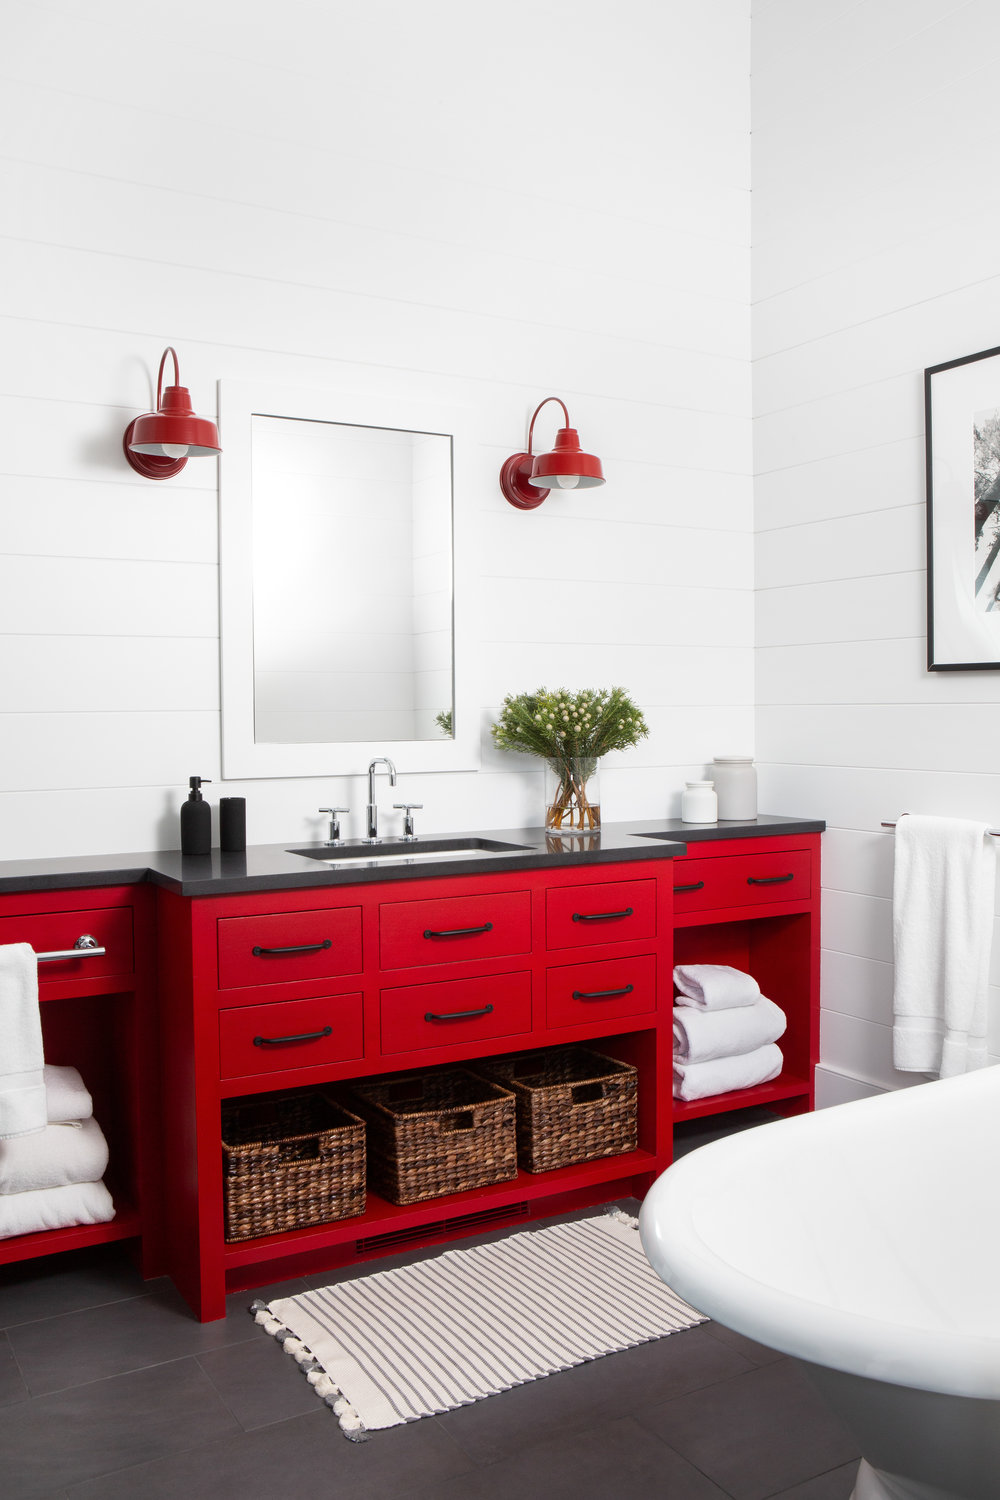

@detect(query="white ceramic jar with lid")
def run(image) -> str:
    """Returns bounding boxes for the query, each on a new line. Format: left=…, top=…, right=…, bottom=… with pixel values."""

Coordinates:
left=681, top=781, right=718, bottom=823
left=712, top=756, right=757, bottom=820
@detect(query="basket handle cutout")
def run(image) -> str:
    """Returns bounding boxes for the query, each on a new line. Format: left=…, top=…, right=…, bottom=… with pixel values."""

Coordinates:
left=441, top=1110, right=475, bottom=1132
left=571, top=1081, right=605, bottom=1106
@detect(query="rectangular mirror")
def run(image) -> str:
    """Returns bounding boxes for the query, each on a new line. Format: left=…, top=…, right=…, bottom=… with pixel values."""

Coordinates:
left=219, top=381, right=478, bottom=778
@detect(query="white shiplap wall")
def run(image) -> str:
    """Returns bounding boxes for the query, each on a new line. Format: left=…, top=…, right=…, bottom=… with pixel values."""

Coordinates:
left=0, top=0, right=753, bottom=860
left=752, top=0, right=1000, bottom=1102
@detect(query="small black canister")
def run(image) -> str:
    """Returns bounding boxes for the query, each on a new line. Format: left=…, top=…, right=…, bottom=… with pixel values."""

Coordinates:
left=219, top=797, right=247, bottom=853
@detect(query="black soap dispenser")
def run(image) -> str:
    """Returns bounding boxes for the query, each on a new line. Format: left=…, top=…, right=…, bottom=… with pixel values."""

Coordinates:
left=180, top=776, right=212, bottom=855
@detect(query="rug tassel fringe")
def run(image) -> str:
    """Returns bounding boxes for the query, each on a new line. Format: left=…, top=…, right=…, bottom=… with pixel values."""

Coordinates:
left=250, top=1299, right=368, bottom=1441
left=603, top=1206, right=639, bottom=1228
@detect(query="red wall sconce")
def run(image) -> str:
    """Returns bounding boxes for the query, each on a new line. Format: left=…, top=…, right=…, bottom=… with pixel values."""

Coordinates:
left=499, top=396, right=604, bottom=510
left=123, top=347, right=221, bottom=480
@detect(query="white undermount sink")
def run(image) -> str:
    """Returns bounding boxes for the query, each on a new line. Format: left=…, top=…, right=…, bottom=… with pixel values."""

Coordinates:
left=287, top=836, right=533, bottom=867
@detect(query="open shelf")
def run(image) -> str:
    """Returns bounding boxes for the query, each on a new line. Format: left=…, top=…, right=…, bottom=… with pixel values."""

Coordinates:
left=222, top=1145, right=661, bottom=1269
left=0, top=1200, right=141, bottom=1267
left=671, top=1071, right=810, bottom=1124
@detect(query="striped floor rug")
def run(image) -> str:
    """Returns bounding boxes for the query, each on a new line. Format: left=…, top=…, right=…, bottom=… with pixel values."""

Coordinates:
left=252, top=1211, right=705, bottom=1440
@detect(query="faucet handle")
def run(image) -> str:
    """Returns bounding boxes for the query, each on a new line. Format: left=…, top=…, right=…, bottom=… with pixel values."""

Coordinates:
left=393, top=802, right=423, bottom=840
left=318, top=806, right=349, bottom=845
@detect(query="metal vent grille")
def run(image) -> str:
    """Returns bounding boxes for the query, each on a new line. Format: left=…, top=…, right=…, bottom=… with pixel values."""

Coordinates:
left=355, top=1200, right=529, bottom=1257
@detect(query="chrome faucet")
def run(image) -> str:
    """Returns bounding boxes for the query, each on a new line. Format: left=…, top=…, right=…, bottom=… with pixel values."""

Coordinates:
left=363, top=757, right=397, bottom=842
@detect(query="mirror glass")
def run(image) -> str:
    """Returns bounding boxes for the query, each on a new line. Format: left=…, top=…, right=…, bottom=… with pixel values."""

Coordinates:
left=250, top=415, right=454, bottom=745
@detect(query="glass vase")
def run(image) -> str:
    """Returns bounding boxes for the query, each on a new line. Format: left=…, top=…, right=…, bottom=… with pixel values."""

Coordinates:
left=544, top=756, right=601, bottom=832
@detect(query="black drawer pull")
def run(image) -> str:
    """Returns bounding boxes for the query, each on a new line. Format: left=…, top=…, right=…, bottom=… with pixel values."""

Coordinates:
left=253, top=1025, right=333, bottom=1047
left=251, top=939, right=333, bottom=956
left=747, top=873, right=794, bottom=886
left=423, top=922, right=494, bottom=939
left=572, top=907, right=634, bottom=923
left=674, top=881, right=705, bottom=893
left=424, top=1004, right=495, bottom=1022
left=572, top=984, right=634, bottom=1001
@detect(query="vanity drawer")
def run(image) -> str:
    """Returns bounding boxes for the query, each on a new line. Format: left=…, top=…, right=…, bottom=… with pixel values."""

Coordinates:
left=217, top=907, right=363, bottom=989
left=219, top=993, right=364, bottom=1079
left=673, top=850, right=811, bottom=914
left=379, top=891, right=531, bottom=970
left=380, top=971, right=532, bottom=1054
left=546, top=879, right=656, bottom=950
left=0, top=907, right=134, bottom=980
left=546, top=954, right=656, bottom=1029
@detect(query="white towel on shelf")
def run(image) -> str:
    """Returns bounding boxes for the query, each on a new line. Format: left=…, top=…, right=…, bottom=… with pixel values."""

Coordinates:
left=0, top=1179, right=115, bottom=1240
left=673, top=963, right=761, bottom=1011
left=0, top=943, right=46, bottom=1140
left=0, top=1115, right=109, bottom=1195
left=44, top=1064, right=93, bottom=1124
left=673, top=1042, right=783, bottom=1102
left=891, top=814, right=996, bottom=1078
left=673, top=996, right=787, bottom=1064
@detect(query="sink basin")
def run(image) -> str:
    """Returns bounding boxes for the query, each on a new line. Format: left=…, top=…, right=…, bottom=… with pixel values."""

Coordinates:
left=288, top=836, right=534, bottom=867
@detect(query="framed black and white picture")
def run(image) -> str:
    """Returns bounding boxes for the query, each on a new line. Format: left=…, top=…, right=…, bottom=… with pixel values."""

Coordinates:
left=926, top=342, right=1000, bottom=669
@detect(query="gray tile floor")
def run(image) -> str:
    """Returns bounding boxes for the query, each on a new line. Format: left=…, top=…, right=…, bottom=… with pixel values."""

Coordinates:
left=0, top=1118, right=861, bottom=1499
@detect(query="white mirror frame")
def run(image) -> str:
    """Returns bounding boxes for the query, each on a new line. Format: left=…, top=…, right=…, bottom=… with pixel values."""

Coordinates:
left=218, top=379, right=479, bottom=779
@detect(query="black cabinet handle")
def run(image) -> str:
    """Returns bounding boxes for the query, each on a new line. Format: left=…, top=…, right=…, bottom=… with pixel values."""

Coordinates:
left=674, top=881, right=705, bottom=893
left=572, top=984, right=634, bottom=1001
left=423, top=1004, right=495, bottom=1022
left=572, top=907, right=634, bottom=923
left=423, top=922, right=494, bottom=939
left=747, top=873, right=794, bottom=886
left=253, top=1025, right=333, bottom=1046
left=251, top=939, right=333, bottom=956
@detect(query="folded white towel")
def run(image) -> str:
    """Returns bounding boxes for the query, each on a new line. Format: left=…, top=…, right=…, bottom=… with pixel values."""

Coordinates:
left=673, top=996, right=787, bottom=1064
left=44, top=1064, right=93, bottom=1124
left=891, top=814, right=997, bottom=1078
left=0, top=1178, right=115, bottom=1240
left=0, top=943, right=46, bottom=1140
left=673, top=1042, right=783, bottom=1102
left=673, top=963, right=761, bottom=1011
left=0, top=1115, right=109, bottom=1195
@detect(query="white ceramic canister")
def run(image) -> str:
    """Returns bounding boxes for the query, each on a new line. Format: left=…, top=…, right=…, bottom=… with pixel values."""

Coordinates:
left=681, top=780, right=718, bottom=823
left=712, top=756, right=757, bottom=820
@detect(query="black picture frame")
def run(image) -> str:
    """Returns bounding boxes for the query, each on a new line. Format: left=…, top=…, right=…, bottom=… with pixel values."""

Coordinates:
left=926, top=342, right=1000, bottom=670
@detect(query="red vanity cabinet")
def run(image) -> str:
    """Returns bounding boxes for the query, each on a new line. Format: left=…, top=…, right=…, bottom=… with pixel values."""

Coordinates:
left=0, top=828, right=820, bottom=1318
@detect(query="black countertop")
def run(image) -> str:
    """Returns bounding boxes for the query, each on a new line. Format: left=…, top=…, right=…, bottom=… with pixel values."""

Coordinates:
left=0, top=815, right=825, bottom=898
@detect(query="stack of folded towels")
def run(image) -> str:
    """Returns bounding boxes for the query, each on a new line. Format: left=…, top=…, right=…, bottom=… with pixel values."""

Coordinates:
left=672, top=963, right=786, bottom=1102
left=0, top=941, right=114, bottom=1239
left=0, top=1064, right=116, bottom=1239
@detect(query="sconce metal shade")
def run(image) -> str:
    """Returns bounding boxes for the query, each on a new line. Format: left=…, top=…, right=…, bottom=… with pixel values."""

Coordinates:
left=123, top=347, right=221, bottom=480
left=530, top=427, right=604, bottom=490
left=500, top=397, right=604, bottom=509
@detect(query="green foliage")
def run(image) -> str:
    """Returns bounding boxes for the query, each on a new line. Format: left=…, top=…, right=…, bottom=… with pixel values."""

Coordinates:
left=435, top=709, right=453, bottom=737
left=490, top=687, right=649, bottom=763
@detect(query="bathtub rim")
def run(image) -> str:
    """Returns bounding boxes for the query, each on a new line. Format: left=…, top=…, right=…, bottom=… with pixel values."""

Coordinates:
left=640, top=1071, right=1000, bottom=1402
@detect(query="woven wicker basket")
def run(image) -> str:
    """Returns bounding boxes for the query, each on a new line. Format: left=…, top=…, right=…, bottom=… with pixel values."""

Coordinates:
left=221, top=1090, right=366, bottom=1242
left=347, top=1067, right=518, bottom=1206
left=474, top=1047, right=638, bottom=1173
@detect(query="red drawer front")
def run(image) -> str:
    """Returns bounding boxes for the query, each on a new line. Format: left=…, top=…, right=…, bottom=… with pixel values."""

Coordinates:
left=219, top=993, right=364, bottom=1079
left=546, top=879, right=656, bottom=950
left=217, top=907, right=362, bottom=989
left=673, top=850, right=811, bottom=913
left=379, top=891, right=531, bottom=970
left=546, top=954, right=656, bottom=1029
left=0, top=907, right=134, bottom=981
left=380, top=971, right=532, bottom=1054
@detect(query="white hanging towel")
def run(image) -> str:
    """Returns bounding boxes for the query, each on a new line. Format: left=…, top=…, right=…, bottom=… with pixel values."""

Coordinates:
left=0, top=943, right=46, bottom=1140
left=891, top=814, right=996, bottom=1078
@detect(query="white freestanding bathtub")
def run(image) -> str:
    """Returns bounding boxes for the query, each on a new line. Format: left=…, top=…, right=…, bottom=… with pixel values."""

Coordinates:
left=639, top=1069, right=1000, bottom=1500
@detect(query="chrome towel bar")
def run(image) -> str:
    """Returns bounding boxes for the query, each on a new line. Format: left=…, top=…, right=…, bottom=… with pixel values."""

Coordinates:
left=882, top=819, right=1000, bottom=836
left=34, top=934, right=106, bottom=963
